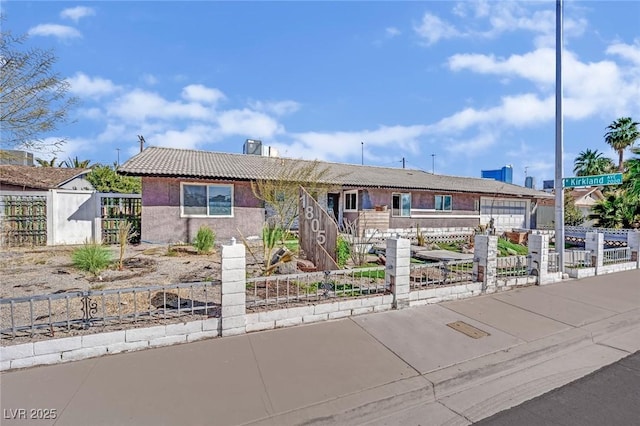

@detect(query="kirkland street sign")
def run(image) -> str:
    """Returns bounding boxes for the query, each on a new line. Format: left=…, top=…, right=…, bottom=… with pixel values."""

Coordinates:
left=562, top=173, right=623, bottom=188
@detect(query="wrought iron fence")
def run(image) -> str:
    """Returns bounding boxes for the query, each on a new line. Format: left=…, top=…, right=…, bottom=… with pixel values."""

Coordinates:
left=603, top=247, right=631, bottom=265
left=246, top=266, right=387, bottom=308
left=0, top=281, right=220, bottom=340
left=409, top=259, right=474, bottom=289
left=496, top=255, right=530, bottom=277
left=564, top=249, right=593, bottom=268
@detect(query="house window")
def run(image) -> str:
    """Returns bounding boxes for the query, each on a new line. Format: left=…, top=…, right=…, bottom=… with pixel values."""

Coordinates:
left=435, top=195, right=452, bottom=211
left=181, top=183, right=233, bottom=217
left=392, top=193, right=411, bottom=217
left=344, top=190, right=358, bottom=212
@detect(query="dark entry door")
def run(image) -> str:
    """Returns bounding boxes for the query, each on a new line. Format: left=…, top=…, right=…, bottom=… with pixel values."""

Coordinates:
left=327, top=193, right=340, bottom=222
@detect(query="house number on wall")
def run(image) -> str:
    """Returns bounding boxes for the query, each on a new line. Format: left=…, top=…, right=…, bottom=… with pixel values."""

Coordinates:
left=300, top=193, right=326, bottom=245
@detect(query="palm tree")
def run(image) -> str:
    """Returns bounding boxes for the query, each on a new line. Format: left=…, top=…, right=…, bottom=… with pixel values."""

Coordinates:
left=573, top=149, right=614, bottom=176
left=604, top=117, right=640, bottom=171
left=62, top=156, right=92, bottom=168
left=624, top=147, right=640, bottom=199
left=35, top=157, right=58, bottom=167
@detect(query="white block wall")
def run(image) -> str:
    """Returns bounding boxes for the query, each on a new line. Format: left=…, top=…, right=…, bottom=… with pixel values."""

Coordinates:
left=0, top=318, right=220, bottom=371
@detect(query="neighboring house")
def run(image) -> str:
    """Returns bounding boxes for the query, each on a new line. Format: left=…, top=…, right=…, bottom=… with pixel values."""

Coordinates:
left=537, top=187, right=605, bottom=227
left=118, top=147, right=552, bottom=244
left=0, top=165, right=94, bottom=191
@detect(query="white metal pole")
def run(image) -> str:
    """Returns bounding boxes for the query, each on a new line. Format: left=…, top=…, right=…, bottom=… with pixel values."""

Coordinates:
left=554, top=0, right=565, bottom=274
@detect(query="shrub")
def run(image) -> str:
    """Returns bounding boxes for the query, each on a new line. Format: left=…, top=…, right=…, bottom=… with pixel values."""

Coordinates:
left=336, top=235, right=350, bottom=268
left=72, top=241, right=112, bottom=276
left=193, top=225, right=216, bottom=254
left=116, top=220, right=137, bottom=270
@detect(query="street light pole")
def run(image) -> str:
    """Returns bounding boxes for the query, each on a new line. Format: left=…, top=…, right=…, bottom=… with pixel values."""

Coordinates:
left=554, top=0, right=565, bottom=274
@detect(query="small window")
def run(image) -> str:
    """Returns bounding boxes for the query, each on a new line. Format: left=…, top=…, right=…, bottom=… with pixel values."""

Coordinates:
left=344, top=190, right=358, bottom=211
left=182, top=183, right=233, bottom=217
left=435, top=195, right=452, bottom=211
left=392, top=193, right=411, bottom=217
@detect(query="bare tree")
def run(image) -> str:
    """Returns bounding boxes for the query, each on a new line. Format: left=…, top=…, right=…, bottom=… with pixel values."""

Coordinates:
left=0, top=25, right=77, bottom=151
left=251, top=159, right=343, bottom=238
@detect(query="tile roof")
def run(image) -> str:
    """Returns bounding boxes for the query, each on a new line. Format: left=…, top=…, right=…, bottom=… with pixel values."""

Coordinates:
left=118, top=147, right=551, bottom=198
left=0, top=165, right=90, bottom=190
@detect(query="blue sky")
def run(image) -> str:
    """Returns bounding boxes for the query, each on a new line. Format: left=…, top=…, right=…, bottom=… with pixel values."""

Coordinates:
left=4, top=1, right=640, bottom=187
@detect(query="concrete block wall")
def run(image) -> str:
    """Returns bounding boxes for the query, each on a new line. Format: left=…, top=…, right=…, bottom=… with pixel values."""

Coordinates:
left=221, top=241, right=247, bottom=337
left=5, top=231, right=637, bottom=372
left=385, top=238, right=411, bottom=309
left=628, top=231, right=640, bottom=268
left=585, top=232, right=604, bottom=272
left=0, top=318, right=219, bottom=371
left=409, top=283, right=482, bottom=307
left=244, top=295, right=395, bottom=332
left=473, top=235, right=498, bottom=293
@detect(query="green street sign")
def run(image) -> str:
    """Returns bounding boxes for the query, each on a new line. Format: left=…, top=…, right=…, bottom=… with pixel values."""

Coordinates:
left=562, top=173, right=623, bottom=188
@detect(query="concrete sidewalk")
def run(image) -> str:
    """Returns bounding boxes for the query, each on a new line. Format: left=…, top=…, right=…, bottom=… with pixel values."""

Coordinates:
left=1, top=270, right=638, bottom=426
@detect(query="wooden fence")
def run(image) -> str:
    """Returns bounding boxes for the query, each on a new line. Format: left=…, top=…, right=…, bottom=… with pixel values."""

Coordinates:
left=299, top=186, right=339, bottom=271
left=0, top=194, right=47, bottom=247
left=100, top=195, right=142, bottom=244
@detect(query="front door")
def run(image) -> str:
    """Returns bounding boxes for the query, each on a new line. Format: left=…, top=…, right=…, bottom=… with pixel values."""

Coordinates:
left=327, top=193, right=340, bottom=223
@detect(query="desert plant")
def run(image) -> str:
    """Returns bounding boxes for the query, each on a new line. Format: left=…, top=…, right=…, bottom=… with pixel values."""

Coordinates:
left=416, top=225, right=426, bottom=246
left=193, top=225, right=216, bottom=254
left=336, top=235, right=350, bottom=268
left=116, top=220, right=138, bottom=270
left=341, top=217, right=378, bottom=266
left=72, top=241, right=112, bottom=276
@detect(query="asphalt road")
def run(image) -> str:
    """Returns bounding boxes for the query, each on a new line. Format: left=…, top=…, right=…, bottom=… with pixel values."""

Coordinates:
left=475, top=351, right=640, bottom=426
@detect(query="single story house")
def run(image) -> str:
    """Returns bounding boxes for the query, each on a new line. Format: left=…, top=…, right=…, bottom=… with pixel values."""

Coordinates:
left=0, top=165, right=93, bottom=191
left=118, top=147, right=552, bottom=244
left=537, top=187, right=605, bottom=227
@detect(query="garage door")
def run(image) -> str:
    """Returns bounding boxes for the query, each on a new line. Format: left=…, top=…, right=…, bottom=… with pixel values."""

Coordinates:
left=480, top=198, right=529, bottom=232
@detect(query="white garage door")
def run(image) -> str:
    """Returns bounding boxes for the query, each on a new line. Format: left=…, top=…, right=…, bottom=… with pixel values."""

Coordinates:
left=480, top=198, right=529, bottom=232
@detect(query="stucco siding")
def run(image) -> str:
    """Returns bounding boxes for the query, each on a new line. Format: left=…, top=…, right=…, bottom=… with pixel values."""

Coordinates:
left=141, top=177, right=264, bottom=243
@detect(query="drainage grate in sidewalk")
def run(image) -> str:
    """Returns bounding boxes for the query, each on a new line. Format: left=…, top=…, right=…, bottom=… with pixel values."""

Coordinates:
left=447, top=321, right=490, bottom=339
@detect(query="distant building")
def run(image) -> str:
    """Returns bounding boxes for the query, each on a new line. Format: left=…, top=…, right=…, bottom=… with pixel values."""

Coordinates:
left=481, top=165, right=513, bottom=184
left=543, top=180, right=554, bottom=192
left=0, top=150, right=34, bottom=166
left=525, top=176, right=536, bottom=189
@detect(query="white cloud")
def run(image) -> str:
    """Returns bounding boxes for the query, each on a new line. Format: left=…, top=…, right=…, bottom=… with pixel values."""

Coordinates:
left=28, top=24, right=81, bottom=39
left=280, top=125, right=426, bottom=163
left=60, top=6, right=95, bottom=22
left=414, top=13, right=460, bottom=46
left=445, top=132, right=497, bottom=156
left=606, top=41, right=640, bottom=66
left=216, top=109, right=283, bottom=138
left=108, top=89, right=213, bottom=122
left=385, top=27, right=401, bottom=38
left=67, top=73, right=120, bottom=98
left=447, top=46, right=638, bottom=120
left=249, top=100, right=301, bottom=116
left=141, top=74, right=159, bottom=85
left=181, top=84, right=226, bottom=104
left=150, top=125, right=217, bottom=150
left=433, top=93, right=554, bottom=133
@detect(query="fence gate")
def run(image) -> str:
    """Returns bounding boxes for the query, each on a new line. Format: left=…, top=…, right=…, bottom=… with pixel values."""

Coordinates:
left=299, top=186, right=339, bottom=271
left=0, top=194, right=47, bottom=247
left=100, top=195, right=142, bottom=244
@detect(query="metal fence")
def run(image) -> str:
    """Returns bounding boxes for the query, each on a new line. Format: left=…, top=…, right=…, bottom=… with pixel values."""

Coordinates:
left=0, top=281, right=220, bottom=340
left=409, top=259, right=474, bottom=289
left=246, top=266, right=387, bottom=308
left=496, top=255, right=530, bottom=277
left=603, top=247, right=632, bottom=265
left=564, top=249, right=593, bottom=268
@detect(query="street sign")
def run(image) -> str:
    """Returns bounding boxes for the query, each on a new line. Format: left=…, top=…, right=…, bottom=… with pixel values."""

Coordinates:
left=562, top=173, right=623, bottom=188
